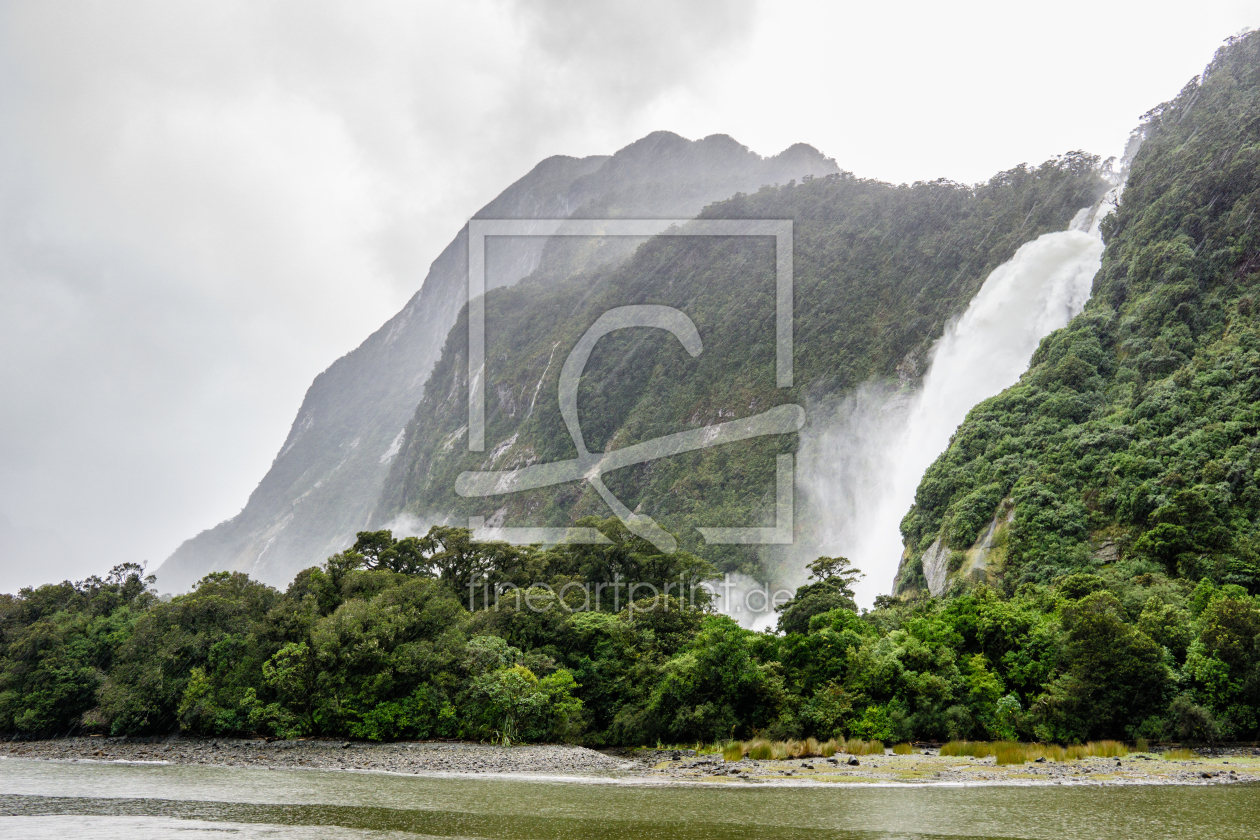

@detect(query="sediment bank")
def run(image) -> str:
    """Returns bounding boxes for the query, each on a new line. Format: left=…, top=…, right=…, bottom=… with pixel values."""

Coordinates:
left=3, top=738, right=1258, bottom=786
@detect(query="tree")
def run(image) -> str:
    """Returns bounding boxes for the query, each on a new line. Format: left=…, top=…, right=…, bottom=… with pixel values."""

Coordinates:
left=1032, top=592, right=1170, bottom=742
left=775, top=556, right=864, bottom=635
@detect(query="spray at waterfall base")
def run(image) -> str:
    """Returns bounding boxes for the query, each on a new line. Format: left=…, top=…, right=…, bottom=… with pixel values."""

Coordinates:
left=793, top=175, right=1129, bottom=605
left=467, top=573, right=794, bottom=618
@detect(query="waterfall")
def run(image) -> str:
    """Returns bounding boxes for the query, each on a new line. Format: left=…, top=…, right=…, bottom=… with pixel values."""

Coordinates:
left=790, top=182, right=1124, bottom=611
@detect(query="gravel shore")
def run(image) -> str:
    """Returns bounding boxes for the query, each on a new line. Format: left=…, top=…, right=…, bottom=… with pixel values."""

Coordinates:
left=0, top=737, right=639, bottom=776
left=3, top=738, right=1258, bottom=786
left=644, top=747, right=1260, bottom=786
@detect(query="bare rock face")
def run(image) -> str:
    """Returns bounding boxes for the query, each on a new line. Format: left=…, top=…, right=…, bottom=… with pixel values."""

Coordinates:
left=1092, top=539, right=1119, bottom=564
left=921, top=538, right=950, bottom=597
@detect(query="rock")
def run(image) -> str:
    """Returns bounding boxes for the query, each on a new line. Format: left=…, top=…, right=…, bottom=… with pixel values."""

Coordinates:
left=826, top=758, right=838, bottom=764
left=847, top=757, right=859, bottom=766
left=920, top=539, right=950, bottom=597
left=1091, top=539, right=1119, bottom=564
left=342, top=742, right=352, bottom=749
left=1035, top=757, right=1046, bottom=763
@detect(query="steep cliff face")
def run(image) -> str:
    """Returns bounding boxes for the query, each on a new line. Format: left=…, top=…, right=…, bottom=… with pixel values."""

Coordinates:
left=157, top=132, right=839, bottom=590
left=376, top=156, right=1105, bottom=579
left=894, top=32, right=1260, bottom=597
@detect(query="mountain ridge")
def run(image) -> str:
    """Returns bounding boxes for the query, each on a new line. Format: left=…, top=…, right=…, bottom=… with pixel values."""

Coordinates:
left=156, top=132, right=839, bottom=591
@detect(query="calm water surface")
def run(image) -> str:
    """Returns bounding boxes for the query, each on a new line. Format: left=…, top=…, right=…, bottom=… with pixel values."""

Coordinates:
left=1, top=757, right=1257, bottom=839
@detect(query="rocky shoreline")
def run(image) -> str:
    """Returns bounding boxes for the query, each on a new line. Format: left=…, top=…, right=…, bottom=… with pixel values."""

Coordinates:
left=3, top=738, right=1258, bottom=786
left=0, top=737, right=637, bottom=776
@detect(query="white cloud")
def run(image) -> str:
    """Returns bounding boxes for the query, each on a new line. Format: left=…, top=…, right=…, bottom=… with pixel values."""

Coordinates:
left=0, top=0, right=759, bottom=590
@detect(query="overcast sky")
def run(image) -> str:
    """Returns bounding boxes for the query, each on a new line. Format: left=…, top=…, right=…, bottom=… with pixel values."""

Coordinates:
left=0, top=0, right=1255, bottom=593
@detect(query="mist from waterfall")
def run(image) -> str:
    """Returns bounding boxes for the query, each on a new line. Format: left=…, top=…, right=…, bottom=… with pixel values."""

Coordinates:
left=791, top=200, right=1114, bottom=610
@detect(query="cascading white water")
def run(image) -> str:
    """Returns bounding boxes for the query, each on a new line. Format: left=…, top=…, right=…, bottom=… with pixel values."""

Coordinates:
left=790, top=190, right=1120, bottom=611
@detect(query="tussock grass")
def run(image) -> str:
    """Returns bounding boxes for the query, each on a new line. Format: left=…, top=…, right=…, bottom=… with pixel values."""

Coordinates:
left=1088, top=740, right=1128, bottom=758
left=1134, top=737, right=1150, bottom=753
left=940, top=740, right=1129, bottom=763
left=844, top=739, right=884, bottom=756
left=1164, top=748, right=1195, bottom=760
left=728, top=737, right=847, bottom=761
left=746, top=740, right=772, bottom=760
left=994, top=743, right=1028, bottom=765
left=940, top=740, right=987, bottom=758
left=892, top=742, right=914, bottom=755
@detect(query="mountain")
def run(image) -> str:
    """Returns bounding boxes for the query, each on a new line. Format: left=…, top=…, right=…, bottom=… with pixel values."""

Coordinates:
left=156, top=132, right=840, bottom=591
left=375, top=155, right=1106, bottom=583
left=894, top=31, right=1260, bottom=597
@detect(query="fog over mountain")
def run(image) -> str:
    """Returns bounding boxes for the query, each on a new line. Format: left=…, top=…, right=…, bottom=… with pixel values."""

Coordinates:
left=157, top=132, right=839, bottom=590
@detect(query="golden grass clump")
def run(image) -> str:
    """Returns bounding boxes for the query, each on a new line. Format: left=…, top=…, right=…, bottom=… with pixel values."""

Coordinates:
left=804, top=737, right=821, bottom=757
left=994, top=743, right=1027, bottom=765
left=892, top=742, right=913, bottom=755
left=844, top=739, right=884, bottom=756
left=1164, top=748, right=1195, bottom=760
left=1134, top=738, right=1149, bottom=753
left=746, top=740, right=772, bottom=761
left=820, top=738, right=840, bottom=757
left=941, top=740, right=993, bottom=758
left=1087, top=740, right=1128, bottom=758
left=939, top=740, right=1132, bottom=764
left=723, top=741, right=744, bottom=761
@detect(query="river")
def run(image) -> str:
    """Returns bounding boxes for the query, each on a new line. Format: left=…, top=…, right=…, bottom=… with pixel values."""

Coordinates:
left=1, top=757, right=1257, bottom=839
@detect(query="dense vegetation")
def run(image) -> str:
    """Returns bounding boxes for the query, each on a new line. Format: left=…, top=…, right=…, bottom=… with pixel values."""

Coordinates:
left=3, top=523, right=1255, bottom=744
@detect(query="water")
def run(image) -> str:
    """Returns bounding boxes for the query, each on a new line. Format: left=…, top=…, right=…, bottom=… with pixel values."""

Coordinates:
left=795, top=205, right=1108, bottom=606
left=2, top=758, right=1257, bottom=839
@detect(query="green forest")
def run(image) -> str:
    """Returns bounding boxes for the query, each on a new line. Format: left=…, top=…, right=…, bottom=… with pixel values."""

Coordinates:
left=1, top=519, right=1255, bottom=746
left=5, top=34, right=1260, bottom=750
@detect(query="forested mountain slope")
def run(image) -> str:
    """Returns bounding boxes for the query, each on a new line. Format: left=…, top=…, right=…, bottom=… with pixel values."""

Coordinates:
left=895, top=33, right=1260, bottom=598
left=377, top=157, right=1105, bottom=576
left=157, top=133, right=839, bottom=592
